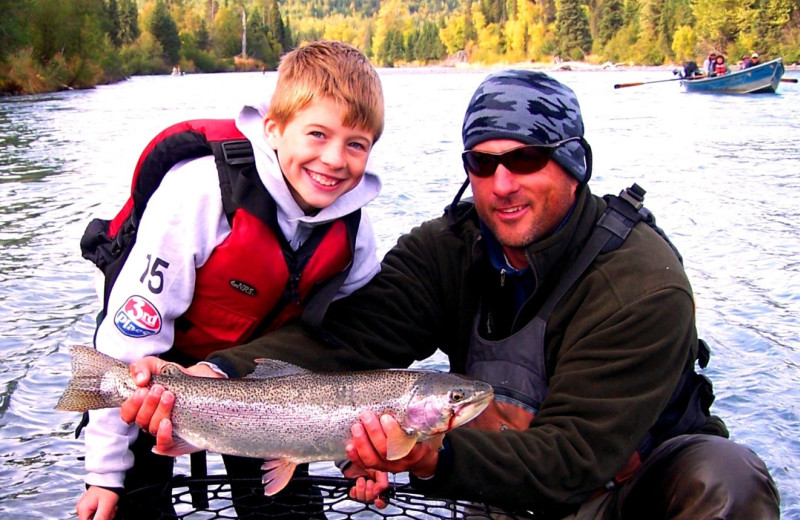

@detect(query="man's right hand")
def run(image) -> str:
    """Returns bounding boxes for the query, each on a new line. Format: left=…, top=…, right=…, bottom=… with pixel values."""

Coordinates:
left=77, top=486, right=118, bottom=520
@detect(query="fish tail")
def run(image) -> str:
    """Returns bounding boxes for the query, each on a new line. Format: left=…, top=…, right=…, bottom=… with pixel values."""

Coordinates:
left=54, top=345, right=128, bottom=412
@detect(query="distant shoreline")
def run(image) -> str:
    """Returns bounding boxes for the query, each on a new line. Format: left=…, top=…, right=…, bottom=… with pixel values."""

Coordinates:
left=438, top=59, right=800, bottom=72
left=4, top=60, right=797, bottom=97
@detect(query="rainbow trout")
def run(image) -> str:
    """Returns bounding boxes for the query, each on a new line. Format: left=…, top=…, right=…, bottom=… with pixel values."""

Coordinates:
left=56, top=345, right=493, bottom=495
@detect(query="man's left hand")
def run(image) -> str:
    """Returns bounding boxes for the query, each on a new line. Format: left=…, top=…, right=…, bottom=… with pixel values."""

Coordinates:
left=345, top=411, right=442, bottom=505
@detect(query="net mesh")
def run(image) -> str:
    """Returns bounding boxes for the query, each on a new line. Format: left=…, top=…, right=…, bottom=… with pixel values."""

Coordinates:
left=124, top=474, right=539, bottom=519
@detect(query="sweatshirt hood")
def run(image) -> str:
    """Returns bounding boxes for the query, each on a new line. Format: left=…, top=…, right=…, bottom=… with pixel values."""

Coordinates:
left=234, top=104, right=382, bottom=225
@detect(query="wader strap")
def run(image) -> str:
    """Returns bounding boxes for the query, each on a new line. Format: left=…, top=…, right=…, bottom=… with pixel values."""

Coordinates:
left=537, top=189, right=643, bottom=320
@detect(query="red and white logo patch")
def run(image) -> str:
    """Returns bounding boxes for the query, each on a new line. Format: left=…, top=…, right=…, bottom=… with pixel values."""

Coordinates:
left=114, top=295, right=163, bottom=338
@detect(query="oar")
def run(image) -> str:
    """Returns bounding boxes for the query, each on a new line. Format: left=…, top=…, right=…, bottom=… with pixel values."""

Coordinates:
left=781, top=78, right=798, bottom=83
left=614, top=77, right=684, bottom=89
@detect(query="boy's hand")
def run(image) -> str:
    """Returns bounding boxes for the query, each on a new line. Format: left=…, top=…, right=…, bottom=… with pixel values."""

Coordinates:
left=76, top=485, right=118, bottom=520
left=343, top=466, right=390, bottom=509
left=120, top=357, right=223, bottom=435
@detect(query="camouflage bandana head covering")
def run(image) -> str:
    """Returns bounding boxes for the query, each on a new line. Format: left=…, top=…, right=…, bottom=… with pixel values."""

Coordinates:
left=462, top=70, right=592, bottom=183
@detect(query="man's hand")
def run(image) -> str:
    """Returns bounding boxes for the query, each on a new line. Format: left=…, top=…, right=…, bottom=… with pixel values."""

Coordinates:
left=76, top=486, right=118, bottom=520
left=120, top=356, right=224, bottom=437
left=344, top=411, right=443, bottom=506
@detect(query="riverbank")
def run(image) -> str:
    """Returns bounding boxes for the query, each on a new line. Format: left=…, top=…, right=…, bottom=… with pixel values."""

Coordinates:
left=3, top=59, right=797, bottom=98
left=449, top=58, right=800, bottom=72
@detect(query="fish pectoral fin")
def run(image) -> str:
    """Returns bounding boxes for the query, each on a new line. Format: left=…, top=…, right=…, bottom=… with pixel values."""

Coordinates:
left=385, top=430, right=421, bottom=461
left=261, top=458, right=298, bottom=496
left=151, top=437, right=202, bottom=457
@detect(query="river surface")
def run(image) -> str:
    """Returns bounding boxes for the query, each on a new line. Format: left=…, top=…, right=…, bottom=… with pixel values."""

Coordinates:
left=1, top=66, right=799, bottom=518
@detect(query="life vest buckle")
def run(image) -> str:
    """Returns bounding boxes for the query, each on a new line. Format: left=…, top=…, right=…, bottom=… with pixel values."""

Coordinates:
left=220, top=139, right=255, bottom=166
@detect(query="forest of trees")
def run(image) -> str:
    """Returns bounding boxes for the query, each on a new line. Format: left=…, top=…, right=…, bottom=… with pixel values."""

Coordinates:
left=2, top=0, right=799, bottom=95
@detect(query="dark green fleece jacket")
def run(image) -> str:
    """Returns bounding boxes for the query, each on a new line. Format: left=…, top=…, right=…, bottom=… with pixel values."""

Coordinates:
left=210, top=185, right=717, bottom=513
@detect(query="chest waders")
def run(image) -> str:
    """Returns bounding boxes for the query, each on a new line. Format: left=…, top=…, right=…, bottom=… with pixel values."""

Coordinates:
left=465, top=184, right=714, bottom=486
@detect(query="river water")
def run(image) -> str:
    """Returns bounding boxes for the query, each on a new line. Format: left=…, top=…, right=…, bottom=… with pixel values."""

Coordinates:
left=1, top=66, right=799, bottom=518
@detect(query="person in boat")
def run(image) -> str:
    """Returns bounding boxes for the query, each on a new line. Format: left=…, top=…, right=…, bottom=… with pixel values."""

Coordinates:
left=739, top=54, right=752, bottom=70
left=712, top=54, right=729, bottom=76
left=748, top=52, right=760, bottom=68
left=702, top=51, right=718, bottom=75
left=680, top=60, right=702, bottom=78
left=125, top=70, right=781, bottom=518
left=76, top=40, right=385, bottom=520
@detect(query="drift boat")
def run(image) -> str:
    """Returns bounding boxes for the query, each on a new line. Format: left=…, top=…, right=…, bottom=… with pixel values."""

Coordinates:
left=680, top=58, right=785, bottom=94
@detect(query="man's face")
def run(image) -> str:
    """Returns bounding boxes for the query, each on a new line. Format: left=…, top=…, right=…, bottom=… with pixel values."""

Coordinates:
left=265, top=96, right=374, bottom=214
left=469, top=139, right=579, bottom=253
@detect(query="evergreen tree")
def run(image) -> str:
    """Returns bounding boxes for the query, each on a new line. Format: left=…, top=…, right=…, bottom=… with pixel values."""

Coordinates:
left=414, top=20, right=446, bottom=60
left=196, top=20, right=211, bottom=51
left=267, top=0, right=290, bottom=51
left=0, top=0, right=30, bottom=59
left=246, top=9, right=281, bottom=66
left=371, top=0, right=411, bottom=65
left=555, top=0, right=592, bottom=58
left=106, top=0, right=123, bottom=46
left=26, top=0, right=109, bottom=64
left=119, top=0, right=140, bottom=44
left=623, top=0, right=641, bottom=28
left=150, top=0, right=182, bottom=64
left=597, top=0, right=624, bottom=45
left=405, top=31, right=416, bottom=61
left=378, top=28, right=405, bottom=65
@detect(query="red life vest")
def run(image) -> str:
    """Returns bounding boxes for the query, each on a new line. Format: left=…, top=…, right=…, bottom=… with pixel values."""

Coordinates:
left=175, top=209, right=353, bottom=359
left=81, top=119, right=359, bottom=361
left=714, top=63, right=727, bottom=75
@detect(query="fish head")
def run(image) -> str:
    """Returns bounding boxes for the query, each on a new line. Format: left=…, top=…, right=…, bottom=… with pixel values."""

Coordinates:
left=402, top=372, right=493, bottom=437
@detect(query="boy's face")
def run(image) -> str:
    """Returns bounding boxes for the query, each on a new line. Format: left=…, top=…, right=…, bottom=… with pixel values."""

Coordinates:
left=264, top=96, right=374, bottom=213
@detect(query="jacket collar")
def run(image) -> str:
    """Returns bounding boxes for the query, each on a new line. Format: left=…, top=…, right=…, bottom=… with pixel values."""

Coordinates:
left=448, top=181, right=600, bottom=295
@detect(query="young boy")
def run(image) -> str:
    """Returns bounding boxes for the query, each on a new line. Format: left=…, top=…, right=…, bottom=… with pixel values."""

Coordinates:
left=77, top=40, right=384, bottom=520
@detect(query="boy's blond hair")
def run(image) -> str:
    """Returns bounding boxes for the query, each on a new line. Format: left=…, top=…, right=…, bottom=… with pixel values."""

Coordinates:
left=268, top=40, right=384, bottom=143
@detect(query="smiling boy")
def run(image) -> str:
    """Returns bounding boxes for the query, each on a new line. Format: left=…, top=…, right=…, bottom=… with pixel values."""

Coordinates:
left=77, top=40, right=384, bottom=520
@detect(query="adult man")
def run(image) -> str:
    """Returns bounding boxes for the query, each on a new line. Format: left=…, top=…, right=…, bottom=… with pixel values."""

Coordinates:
left=739, top=54, right=752, bottom=70
left=702, top=51, right=717, bottom=75
left=748, top=52, right=760, bottom=68
left=126, top=71, right=780, bottom=518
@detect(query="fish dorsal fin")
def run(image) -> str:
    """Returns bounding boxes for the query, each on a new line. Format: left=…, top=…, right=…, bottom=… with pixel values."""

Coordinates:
left=247, top=359, right=311, bottom=379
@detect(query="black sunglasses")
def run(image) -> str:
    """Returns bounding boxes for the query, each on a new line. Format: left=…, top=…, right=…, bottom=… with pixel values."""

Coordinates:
left=461, top=137, right=582, bottom=178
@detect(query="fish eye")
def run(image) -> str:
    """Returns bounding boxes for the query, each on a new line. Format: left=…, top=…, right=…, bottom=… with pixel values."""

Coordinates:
left=450, top=390, right=464, bottom=402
